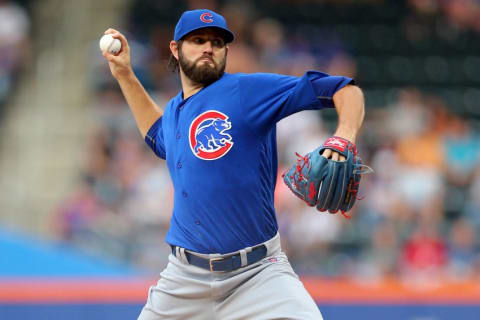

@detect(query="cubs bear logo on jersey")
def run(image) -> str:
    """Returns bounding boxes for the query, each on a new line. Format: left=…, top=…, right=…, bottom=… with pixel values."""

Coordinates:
left=189, top=110, right=233, bottom=160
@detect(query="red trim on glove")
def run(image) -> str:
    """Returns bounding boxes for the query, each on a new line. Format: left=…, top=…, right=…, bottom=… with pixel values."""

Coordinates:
left=323, top=136, right=348, bottom=152
left=323, top=136, right=357, bottom=157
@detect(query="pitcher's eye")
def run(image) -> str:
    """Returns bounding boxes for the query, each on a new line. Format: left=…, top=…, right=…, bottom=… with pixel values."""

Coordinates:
left=212, top=38, right=225, bottom=47
left=193, top=37, right=205, bottom=44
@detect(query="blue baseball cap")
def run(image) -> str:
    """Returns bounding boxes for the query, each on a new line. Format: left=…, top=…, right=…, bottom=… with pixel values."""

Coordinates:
left=174, top=9, right=234, bottom=43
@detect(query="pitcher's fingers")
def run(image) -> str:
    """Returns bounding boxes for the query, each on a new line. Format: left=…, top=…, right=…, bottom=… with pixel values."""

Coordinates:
left=104, top=28, right=119, bottom=35
left=111, top=32, right=129, bottom=50
left=339, top=155, right=346, bottom=161
left=102, top=50, right=118, bottom=62
left=321, top=149, right=332, bottom=159
left=331, top=152, right=339, bottom=161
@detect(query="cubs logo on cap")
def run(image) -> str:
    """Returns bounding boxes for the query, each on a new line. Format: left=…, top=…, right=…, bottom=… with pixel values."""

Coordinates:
left=189, top=110, right=234, bottom=160
left=200, top=12, right=213, bottom=23
left=174, top=9, right=234, bottom=43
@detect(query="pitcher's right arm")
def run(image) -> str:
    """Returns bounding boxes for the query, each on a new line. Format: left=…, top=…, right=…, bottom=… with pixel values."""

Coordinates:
left=102, top=28, right=163, bottom=138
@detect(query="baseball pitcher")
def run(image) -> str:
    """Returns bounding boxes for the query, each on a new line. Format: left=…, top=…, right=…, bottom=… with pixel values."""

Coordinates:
left=102, top=9, right=367, bottom=320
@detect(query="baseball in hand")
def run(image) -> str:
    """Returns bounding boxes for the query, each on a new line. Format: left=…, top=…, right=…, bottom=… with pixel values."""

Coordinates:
left=99, top=34, right=121, bottom=54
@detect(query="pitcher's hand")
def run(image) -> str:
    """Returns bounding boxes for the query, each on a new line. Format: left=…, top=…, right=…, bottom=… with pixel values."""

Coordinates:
left=102, top=28, right=133, bottom=80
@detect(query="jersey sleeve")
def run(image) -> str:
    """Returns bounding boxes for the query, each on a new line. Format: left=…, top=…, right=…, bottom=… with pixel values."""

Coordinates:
left=144, top=116, right=166, bottom=159
left=238, top=71, right=354, bottom=131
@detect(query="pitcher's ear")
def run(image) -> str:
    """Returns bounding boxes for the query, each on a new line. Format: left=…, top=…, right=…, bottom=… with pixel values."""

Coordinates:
left=170, top=40, right=180, bottom=60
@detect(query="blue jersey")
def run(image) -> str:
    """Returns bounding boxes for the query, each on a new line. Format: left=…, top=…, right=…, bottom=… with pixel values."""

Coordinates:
left=145, top=71, right=353, bottom=254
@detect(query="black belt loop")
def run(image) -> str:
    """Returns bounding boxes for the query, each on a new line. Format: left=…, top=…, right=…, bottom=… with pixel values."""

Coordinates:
left=171, top=244, right=267, bottom=272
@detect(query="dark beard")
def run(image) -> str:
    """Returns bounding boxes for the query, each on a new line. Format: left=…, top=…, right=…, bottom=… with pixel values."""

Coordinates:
left=178, top=51, right=226, bottom=86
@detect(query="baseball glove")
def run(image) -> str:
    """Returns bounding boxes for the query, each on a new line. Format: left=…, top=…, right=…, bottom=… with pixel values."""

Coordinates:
left=283, top=136, right=372, bottom=218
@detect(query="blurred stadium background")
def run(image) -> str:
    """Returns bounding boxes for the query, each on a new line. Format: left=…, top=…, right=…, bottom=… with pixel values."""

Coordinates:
left=1, top=0, right=480, bottom=319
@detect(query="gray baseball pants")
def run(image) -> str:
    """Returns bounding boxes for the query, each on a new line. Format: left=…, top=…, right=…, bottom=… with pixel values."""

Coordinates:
left=138, top=233, right=323, bottom=320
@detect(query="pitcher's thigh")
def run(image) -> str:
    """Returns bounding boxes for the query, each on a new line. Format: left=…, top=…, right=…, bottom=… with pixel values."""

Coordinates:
left=217, top=259, right=323, bottom=320
left=138, top=282, right=215, bottom=320
left=137, top=261, right=215, bottom=320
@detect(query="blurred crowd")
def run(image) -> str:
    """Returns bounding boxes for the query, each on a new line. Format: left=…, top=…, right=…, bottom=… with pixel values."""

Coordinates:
left=52, top=0, right=480, bottom=282
left=0, top=0, right=30, bottom=117
left=410, top=0, right=480, bottom=32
